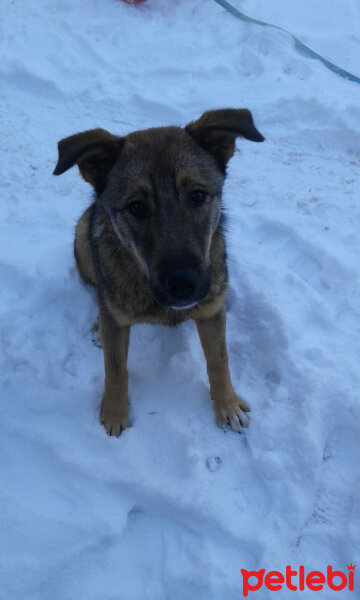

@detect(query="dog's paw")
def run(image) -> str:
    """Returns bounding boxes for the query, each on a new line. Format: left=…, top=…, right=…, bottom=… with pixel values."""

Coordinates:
left=100, top=403, right=130, bottom=437
left=214, top=393, right=250, bottom=432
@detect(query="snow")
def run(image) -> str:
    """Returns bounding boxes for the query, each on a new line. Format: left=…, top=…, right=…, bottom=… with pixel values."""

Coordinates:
left=1, top=0, right=360, bottom=598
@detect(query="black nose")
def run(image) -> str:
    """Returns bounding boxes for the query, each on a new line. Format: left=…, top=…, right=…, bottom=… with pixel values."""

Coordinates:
left=162, top=268, right=199, bottom=301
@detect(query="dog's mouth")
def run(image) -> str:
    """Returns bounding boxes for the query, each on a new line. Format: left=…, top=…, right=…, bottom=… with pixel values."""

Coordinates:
left=142, top=256, right=212, bottom=311
left=169, top=301, right=199, bottom=311
left=148, top=273, right=211, bottom=311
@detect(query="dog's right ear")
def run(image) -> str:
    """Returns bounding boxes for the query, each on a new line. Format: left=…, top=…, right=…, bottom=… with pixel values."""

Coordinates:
left=53, top=128, right=124, bottom=194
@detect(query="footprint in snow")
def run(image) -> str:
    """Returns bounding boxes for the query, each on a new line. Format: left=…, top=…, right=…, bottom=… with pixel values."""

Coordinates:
left=304, top=426, right=360, bottom=530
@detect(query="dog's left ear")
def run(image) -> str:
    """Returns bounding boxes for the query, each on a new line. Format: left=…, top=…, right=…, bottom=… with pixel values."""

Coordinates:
left=53, top=128, right=124, bottom=194
left=185, top=109, right=264, bottom=172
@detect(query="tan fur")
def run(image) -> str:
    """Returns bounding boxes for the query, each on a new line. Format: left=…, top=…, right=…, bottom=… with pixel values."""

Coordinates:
left=54, top=109, right=264, bottom=435
left=74, top=207, right=96, bottom=285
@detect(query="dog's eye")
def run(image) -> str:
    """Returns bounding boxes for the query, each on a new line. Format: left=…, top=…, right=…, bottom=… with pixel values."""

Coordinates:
left=190, top=190, right=207, bottom=206
left=126, top=201, right=147, bottom=218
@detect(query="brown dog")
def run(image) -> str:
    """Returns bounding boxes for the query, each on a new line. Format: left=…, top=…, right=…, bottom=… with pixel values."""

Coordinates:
left=54, top=109, right=264, bottom=436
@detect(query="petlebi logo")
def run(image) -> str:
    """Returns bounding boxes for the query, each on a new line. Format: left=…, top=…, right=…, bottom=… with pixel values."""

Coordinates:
left=240, top=564, right=356, bottom=596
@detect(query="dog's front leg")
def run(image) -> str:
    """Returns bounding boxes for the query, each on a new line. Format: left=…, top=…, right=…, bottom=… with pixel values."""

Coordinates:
left=98, top=304, right=130, bottom=436
left=196, top=306, right=250, bottom=431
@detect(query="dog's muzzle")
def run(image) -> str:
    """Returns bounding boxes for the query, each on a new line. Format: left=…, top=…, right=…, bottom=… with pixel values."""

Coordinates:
left=161, top=268, right=199, bottom=302
left=150, top=259, right=211, bottom=309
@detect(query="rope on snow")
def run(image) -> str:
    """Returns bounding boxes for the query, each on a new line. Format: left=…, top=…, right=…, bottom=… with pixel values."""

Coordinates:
left=213, top=0, right=360, bottom=85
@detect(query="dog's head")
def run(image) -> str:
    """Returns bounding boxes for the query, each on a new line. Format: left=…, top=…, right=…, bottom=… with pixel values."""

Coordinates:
left=54, top=109, right=264, bottom=309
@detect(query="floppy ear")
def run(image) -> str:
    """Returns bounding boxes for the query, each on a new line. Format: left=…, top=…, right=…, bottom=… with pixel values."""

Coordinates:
left=53, top=128, right=124, bottom=194
left=185, top=109, right=264, bottom=172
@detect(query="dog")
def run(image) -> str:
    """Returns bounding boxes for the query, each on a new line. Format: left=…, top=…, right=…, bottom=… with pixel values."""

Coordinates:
left=54, top=109, right=264, bottom=436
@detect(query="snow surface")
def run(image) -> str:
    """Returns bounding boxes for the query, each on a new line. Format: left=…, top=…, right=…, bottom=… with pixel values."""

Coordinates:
left=1, top=0, right=360, bottom=598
